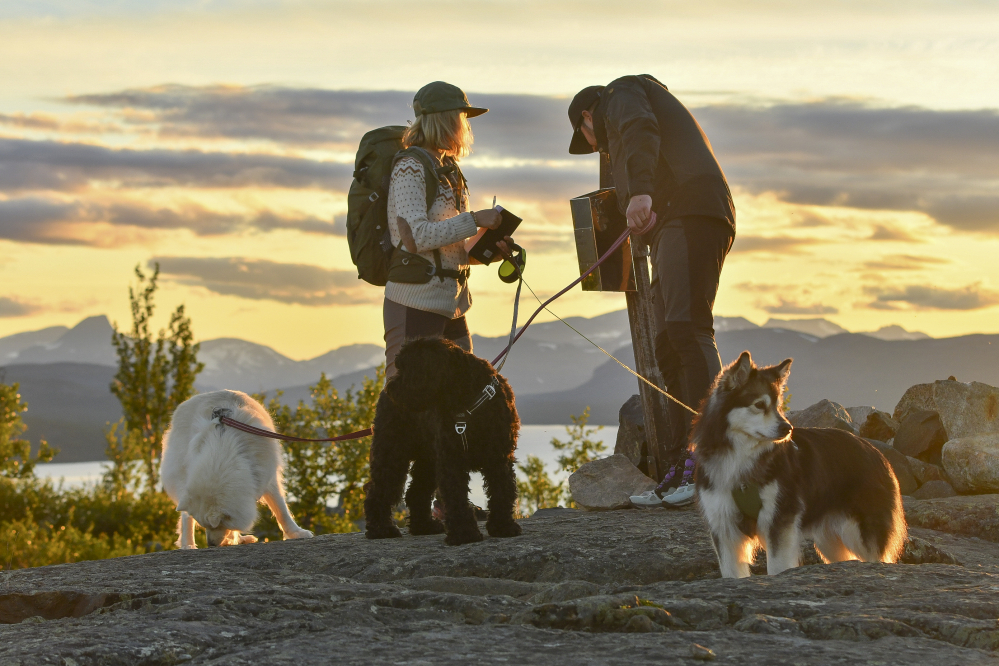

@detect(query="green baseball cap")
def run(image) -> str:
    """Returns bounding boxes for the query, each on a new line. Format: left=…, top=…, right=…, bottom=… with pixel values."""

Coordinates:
left=413, top=81, right=488, bottom=118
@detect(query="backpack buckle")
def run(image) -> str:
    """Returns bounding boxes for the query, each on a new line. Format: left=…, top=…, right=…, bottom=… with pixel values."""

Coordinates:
left=454, top=421, right=467, bottom=435
left=483, top=384, right=496, bottom=400
left=368, top=192, right=379, bottom=202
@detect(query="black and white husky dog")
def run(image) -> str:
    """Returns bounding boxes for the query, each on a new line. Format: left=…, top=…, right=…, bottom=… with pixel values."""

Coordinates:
left=692, top=351, right=906, bottom=578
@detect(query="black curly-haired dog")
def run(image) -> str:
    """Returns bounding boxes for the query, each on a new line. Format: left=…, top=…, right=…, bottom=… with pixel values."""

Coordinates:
left=364, top=337, right=522, bottom=546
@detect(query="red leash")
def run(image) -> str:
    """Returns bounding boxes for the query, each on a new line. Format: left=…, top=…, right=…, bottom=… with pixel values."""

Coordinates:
left=219, top=416, right=372, bottom=442
left=221, top=227, right=634, bottom=444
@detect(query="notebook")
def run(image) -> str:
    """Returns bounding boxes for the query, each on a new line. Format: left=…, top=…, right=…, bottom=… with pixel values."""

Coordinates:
left=467, top=206, right=523, bottom=265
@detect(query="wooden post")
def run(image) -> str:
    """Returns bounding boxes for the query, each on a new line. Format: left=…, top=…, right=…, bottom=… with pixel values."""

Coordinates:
left=600, top=153, right=670, bottom=481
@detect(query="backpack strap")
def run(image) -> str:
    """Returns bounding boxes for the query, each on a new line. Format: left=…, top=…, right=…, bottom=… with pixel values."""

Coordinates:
left=392, top=147, right=470, bottom=283
left=394, top=146, right=444, bottom=212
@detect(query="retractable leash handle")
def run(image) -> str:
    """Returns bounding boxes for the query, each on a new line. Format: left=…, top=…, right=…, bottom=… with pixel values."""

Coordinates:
left=497, top=244, right=526, bottom=284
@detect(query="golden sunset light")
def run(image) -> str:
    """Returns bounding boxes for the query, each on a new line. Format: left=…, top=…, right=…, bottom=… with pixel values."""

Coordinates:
left=2, top=1, right=997, bottom=358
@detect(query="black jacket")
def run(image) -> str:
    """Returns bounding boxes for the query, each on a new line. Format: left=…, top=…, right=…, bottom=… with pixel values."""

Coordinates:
left=594, top=75, right=735, bottom=234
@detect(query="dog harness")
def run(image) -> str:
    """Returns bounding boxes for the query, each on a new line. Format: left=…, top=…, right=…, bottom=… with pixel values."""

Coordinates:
left=454, top=377, right=501, bottom=450
left=732, top=482, right=763, bottom=521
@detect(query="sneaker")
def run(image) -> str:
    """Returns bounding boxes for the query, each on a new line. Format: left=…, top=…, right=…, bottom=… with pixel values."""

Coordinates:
left=630, top=490, right=665, bottom=507
left=630, top=456, right=685, bottom=507
left=662, top=481, right=696, bottom=507
left=663, top=457, right=697, bottom=507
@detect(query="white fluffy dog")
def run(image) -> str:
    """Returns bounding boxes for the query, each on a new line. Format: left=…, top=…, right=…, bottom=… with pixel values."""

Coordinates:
left=161, top=389, right=314, bottom=548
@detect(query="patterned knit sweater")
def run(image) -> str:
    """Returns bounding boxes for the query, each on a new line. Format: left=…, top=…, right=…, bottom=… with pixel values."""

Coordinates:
left=384, top=155, right=478, bottom=318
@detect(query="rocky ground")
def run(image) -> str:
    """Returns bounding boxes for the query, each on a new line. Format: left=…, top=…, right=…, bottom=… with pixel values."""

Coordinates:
left=3, top=496, right=999, bottom=665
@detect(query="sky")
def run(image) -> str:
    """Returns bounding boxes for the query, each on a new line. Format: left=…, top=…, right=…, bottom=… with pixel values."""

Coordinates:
left=2, top=0, right=998, bottom=360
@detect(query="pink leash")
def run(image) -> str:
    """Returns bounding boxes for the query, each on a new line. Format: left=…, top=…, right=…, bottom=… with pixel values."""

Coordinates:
left=220, top=227, right=634, bottom=444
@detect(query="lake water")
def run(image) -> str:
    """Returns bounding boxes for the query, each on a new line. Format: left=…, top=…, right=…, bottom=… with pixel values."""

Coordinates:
left=33, top=424, right=619, bottom=508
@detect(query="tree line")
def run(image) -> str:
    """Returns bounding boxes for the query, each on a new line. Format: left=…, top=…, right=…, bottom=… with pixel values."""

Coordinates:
left=1, top=265, right=602, bottom=569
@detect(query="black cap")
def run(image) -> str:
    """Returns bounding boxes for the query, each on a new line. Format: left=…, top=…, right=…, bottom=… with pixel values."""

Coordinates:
left=413, top=81, right=488, bottom=118
left=568, top=85, right=604, bottom=154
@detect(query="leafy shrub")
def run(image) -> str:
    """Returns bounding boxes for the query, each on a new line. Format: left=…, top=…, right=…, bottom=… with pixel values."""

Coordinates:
left=252, top=368, right=384, bottom=538
left=1, top=263, right=200, bottom=570
left=516, top=407, right=606, bottom=515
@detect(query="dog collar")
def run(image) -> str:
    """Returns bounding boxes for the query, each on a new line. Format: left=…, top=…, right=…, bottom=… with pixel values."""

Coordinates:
left=454, top=377, right=501, bottom=449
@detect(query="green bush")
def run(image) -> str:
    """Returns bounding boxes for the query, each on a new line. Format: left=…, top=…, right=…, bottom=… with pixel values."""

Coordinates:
left=252, top=368, right=384, bottom=538
left=516, top=407, right=606, bottom=515
left=0, top=263, right=200, bottom=570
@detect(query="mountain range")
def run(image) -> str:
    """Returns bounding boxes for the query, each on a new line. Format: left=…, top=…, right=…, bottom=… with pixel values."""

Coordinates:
left=3, top=312, right=994, bottom=463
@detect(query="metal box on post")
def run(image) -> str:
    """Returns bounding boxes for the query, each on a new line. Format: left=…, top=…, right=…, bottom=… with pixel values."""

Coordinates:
left=569, top=188, right=636, bottom=292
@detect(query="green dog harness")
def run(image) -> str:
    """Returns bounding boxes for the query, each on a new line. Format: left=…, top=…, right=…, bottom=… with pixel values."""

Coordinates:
left=732, top=482, right=763, bottom=521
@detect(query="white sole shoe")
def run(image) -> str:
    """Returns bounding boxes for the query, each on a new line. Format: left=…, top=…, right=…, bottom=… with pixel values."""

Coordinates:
left=629, top=490, right=664, bottom=507
left=663, top=483, right=696, bottom=507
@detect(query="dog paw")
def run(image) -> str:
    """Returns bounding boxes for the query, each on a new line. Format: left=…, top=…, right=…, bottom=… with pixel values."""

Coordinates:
left=444, top=528, right=484, bottom=546
left=238, top=534, right=259, bottom=544
left=486, top=520, right=522, bottom=538
left=365, top=524, right=403, bottom=539
left=286, top=529, right=314, bottom=540
left=179, top=544, right=197, bottom=550
left=408, top=518, right=446, bottom=536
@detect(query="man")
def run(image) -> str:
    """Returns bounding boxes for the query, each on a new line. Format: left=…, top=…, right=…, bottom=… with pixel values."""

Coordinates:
left=568, top=75, right=735, bottom=506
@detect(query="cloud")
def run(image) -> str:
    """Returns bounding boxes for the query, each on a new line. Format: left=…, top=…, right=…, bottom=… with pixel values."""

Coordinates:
left=734, top=282, right=782, bottom=293
left=15, top=87, right=999, bottom=238
left=0, top=137, right=350, bottom=193
left=868, top=224, right=924, bottom=242
left=69, top=86, right=414, bottom=150
left=791, top=211, right=832, bottom=228
left=758, top=297, right=838, bottom=315
left=861, top=254, right=950, bottom=271
left=0, top=196, right=336, bottom=245
left=924, top=195, right=999, bottom=233
left=152, top=256, right=374, bottom=306
left=697, top=100, right=999, bottom=233
left=729, top=235, right=817, bottom=254
left=0, top=112, right=121, bottom=134
left=0, top=296, right=42, bottom=318
left=66, top=85, right=577, bottom=161
left=864, top=283, right=999, bottom=310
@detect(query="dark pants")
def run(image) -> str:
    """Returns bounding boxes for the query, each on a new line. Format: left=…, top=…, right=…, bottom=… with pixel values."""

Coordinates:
left=650, top=216, right=734, bottom=459
left=383, top=298, right=472, bottom=379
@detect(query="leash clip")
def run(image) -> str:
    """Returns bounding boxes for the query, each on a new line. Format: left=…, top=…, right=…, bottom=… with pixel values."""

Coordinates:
left=454, top=417, right=469, bottom=451
left=211, top=407, right=232, bottom=430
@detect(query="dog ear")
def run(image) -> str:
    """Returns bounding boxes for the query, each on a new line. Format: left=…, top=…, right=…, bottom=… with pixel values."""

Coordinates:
left=775, top=358, right=792, bottom=383
left=720, top=351, right=754, bottom=391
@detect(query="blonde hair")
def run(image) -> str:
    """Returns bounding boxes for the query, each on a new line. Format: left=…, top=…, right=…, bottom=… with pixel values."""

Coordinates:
left=402, top=109, right=473, bottom=158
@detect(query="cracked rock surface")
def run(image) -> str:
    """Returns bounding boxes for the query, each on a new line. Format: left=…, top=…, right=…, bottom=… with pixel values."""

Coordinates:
left=3, top=499, right=999, bottom=665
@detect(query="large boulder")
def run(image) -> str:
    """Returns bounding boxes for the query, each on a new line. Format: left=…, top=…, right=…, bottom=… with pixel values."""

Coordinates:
left=905, top=456, right=947, bottom=486
left=788, top=399, right=855, bottom=433
left=866, top=439, right=917, bottom=496
left=845, top=406, right=875, bottom=427
left=911, top=480, right=958, bottom=500
left=893, top=410, right=948, bottom=464
left=859, top=410, right=899, bottom=442
left=903, top=493, right=999, bottom=542
left=614, top=394, right=645, bottom=467
left=942, top=433, right=999, bottom=494
left=568, top=454, right=655, bottom=511
left=893, top=379, right=999, bottom=440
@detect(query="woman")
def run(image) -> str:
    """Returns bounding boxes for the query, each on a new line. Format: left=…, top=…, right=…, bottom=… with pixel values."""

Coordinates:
left=383, top=81, right=509, bottom=378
